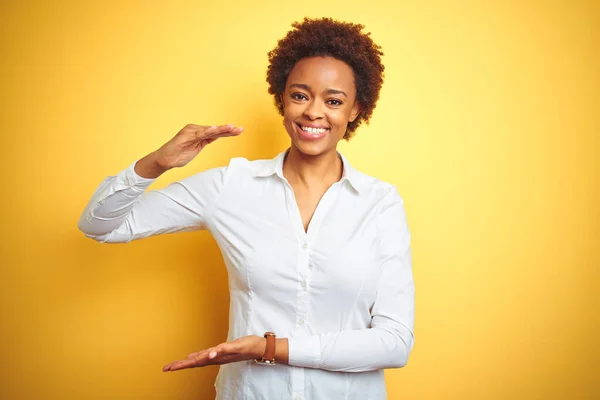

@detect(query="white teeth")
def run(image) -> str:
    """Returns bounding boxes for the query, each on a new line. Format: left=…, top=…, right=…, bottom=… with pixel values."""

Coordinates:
left=300, top=125, right=328, bottom=135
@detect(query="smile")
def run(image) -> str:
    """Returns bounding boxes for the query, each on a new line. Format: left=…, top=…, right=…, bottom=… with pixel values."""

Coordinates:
left=296, top=123, right=330, bottom=139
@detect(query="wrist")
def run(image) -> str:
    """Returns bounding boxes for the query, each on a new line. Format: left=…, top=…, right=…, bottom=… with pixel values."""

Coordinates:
left=274, top=338, right=289, bottom=364
left=134, top=151, right=171, bottom=179
left=152, top=149, right=175, bottom=171
left=254, top=336, right=267, bottom=359
left=255, top=332, right=277, bottom=364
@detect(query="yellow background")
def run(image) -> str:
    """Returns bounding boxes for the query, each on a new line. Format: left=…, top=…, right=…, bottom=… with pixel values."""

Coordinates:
left=1, top=0, right=598, bottom=398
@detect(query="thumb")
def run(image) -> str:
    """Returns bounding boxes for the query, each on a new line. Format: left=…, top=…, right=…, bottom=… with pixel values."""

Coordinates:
left=209, top=344, right=227, bottom=359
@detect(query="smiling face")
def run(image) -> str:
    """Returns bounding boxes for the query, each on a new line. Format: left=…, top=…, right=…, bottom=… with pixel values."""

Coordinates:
left=281, top=56, right=361, bottom=157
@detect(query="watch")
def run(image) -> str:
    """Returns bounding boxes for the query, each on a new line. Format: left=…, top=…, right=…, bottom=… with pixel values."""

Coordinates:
left=255, top=332, right=276, bottom=365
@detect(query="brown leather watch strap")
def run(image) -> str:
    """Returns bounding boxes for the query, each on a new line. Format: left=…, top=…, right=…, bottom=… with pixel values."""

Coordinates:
left=256, top=331, right=276, bottom=364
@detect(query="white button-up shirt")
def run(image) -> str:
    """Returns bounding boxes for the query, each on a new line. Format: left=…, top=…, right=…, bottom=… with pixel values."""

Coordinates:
left=78, top=149, right=415, bottom=400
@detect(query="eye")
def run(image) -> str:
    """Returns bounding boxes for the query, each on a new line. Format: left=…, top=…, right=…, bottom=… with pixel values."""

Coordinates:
left=327, top=99, right=343, bottom=106
left=291, top=93, right=308, bottom=101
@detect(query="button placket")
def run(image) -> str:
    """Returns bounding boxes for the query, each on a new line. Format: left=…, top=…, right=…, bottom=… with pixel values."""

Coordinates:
left=292, top=239, right=308, bottom=400
left=296, top=239, right=311, bottom=330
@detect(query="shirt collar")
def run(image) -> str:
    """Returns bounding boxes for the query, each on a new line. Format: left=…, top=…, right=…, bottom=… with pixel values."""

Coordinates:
left=252, top=148, right=367, bottom=195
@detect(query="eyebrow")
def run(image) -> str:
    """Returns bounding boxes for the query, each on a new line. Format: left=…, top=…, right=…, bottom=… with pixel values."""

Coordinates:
left=289, top=83, right=347, bottom=98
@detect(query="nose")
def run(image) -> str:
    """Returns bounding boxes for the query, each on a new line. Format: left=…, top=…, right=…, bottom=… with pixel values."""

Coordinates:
left=303, top=99, right=324, bottom=120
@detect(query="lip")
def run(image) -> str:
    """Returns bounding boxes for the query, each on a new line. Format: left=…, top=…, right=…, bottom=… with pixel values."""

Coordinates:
left=295, top=122, right=330, bottom=140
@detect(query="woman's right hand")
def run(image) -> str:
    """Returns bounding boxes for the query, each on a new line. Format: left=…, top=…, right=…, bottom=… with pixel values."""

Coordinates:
left=155, top=123, right=244, bottom=169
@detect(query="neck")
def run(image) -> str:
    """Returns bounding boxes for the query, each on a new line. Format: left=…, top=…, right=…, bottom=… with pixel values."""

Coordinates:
left=282, top=145, right=343, bottom=189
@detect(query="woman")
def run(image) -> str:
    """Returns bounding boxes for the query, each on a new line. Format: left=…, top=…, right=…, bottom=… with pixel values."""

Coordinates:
left=79, top=17, right=415, bottom=400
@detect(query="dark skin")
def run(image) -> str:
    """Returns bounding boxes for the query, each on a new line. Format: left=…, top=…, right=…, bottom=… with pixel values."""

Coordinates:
left=281, top=56, right=361, bottom=231
left=160, top=56, right=361, bottom=372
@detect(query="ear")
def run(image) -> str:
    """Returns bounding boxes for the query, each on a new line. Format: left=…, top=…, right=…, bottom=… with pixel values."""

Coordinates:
left=348, top=101, right=361, bottom=122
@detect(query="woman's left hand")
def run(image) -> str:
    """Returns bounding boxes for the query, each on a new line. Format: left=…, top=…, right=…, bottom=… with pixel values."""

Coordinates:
left=162, top=335, right=266, bottom=372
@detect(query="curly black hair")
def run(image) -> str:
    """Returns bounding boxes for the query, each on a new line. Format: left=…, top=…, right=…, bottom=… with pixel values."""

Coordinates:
left=266, top=17, right=385, bottom=140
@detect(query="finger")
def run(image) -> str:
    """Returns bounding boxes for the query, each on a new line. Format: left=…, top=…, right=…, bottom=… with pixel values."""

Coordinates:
left=163, top=362, right=177, bottom=371
left=168, top=351, right=212, bottom=371
left=195, top=125, right=215, bottom=138
left=202, top=124, right=240, bottom=139
left=221, top=127, right=244, bottom=136
left=203, top=124, right=233, bottom=134
left=209, top=348, right=219, bottom=359
left=206, top=346, right=217, bottom=359
left=165, top=350, right=210, bottom=371
left=163, top=358, right=197, bottom=371
left=210, top=343, right=234, bottom=359
left=204, top=127, right=244, bottom=140
left=208, top=343, right=228, bottom=359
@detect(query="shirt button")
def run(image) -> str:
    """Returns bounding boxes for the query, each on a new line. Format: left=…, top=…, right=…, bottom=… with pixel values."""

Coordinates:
left=302, top=242, right=308, bottom=250
left=301, top=280, right=307, bottom=290
left=298, top=319, right=305, bottom=326
left=295, top=396, right=304, bottom=400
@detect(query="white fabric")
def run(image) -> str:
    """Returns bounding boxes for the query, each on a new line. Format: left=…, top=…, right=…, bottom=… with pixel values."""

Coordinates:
left=78, top=149, right=415, bottom=400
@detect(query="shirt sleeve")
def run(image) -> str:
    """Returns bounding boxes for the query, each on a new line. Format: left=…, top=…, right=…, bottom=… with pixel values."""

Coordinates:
left=287, top=187, right=415, bottom=372
left=77, top=160, right=227, bottom=243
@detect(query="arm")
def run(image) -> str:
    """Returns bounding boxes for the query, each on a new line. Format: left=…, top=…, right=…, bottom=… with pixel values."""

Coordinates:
left=77, top=158, right=227, bottom=243
left=287, top=187, right=414, bottom=372
left=78, top=124, right=243, bottom=243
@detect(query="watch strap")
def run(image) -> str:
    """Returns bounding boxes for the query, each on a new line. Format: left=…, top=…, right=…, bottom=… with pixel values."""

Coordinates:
left=256, top=331, right=276, bottom=364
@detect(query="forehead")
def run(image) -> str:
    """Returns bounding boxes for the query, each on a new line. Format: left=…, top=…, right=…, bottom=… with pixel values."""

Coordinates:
left=286, top=56, right=356, bottom=93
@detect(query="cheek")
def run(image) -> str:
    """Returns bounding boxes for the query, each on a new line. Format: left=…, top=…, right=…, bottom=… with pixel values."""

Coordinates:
left=282, top=104, right=303, bottom=127
left=330, top=109, right=351, bottom=127
left=282, top=108, right=294, bottom=126
left=282, top=107, right=297, bottom=133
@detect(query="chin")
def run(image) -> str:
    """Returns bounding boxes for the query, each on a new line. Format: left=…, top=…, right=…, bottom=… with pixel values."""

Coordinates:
left=290, top=139, right=334, bottom=157
left=287, top=123, right=338, bottom=157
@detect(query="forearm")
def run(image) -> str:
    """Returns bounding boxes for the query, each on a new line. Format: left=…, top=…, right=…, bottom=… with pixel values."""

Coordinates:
left=77, top=160, right=156, bottom=240
left=287, top=325, right=414, bottom=373
left=79, top=124, right=241, bottom=242
left=79, top=158, right=228, bottom=243
left=78, top=150, right=167, bottom=240
left=134, top=151, right=172, bottom=179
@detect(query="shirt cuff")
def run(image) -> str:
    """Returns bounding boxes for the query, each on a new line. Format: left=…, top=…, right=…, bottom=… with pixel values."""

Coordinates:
left=287, top=334, right=321, bottom=369
left=122, top=160, right=157, bottom=188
